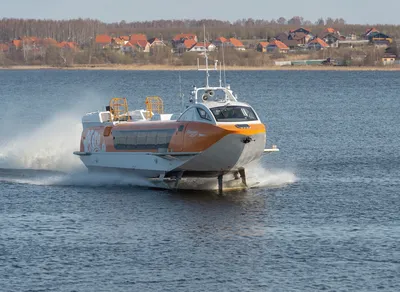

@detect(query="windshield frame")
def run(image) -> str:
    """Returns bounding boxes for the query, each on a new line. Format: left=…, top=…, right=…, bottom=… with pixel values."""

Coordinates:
left=210, top=105, right=258, bottom=122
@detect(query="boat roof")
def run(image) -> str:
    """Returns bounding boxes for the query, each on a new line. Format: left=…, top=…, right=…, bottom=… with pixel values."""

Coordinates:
left=201, top=100, right=251, bottom=109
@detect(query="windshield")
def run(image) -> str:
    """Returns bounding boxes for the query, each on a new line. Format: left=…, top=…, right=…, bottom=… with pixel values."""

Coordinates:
left=210, top=106, right=258, bottom=122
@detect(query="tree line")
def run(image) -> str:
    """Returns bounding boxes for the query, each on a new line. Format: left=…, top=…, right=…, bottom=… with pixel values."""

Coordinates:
left=0, top=17, right=398, bottom=67
left=0, top=45, right=393, bottom=68
left=1, top=17, right=399, bottom=43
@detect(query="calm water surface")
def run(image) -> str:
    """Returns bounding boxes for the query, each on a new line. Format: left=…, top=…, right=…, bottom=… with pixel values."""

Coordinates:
left=0, top=70, right=399, bottom=291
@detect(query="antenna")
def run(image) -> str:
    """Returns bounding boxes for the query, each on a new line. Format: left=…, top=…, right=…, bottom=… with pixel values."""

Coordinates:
left=196, top=25, right=218, bottom=87
left=222, top=42, right=227, bottom=87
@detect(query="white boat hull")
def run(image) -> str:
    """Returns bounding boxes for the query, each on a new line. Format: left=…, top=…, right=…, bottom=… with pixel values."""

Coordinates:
left=75, top=133, right=265, bottom=179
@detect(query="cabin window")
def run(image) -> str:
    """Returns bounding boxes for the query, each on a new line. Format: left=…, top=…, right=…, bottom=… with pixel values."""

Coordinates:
left=146, top=131, right=157, bottom=145
left=196, top=108, right=212, bottom=121
left=126, top=133, right=137, bottom=145
left=210, top=106, right=258, bottom=122
left=170, top=114, right=180, bottom=120
left=113, top=129, right=175, bottom=150
left=156, top=131, right=168, bottom=144
left=178, top=108, right=195, bottom=121
left=137, top=131, right=147, bottom=145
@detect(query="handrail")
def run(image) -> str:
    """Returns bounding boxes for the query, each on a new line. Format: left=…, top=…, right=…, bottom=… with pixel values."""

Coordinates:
left=109, top=97, right=130, bottom=122
left=145, top=96, right=164, bottom=119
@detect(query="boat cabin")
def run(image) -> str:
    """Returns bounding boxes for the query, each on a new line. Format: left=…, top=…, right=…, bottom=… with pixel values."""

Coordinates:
left=178, top=101, right=259, bottom=124
left=182, top=86, right=260, bottom=124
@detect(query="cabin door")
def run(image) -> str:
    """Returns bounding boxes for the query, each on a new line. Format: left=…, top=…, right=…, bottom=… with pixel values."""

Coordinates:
left=173, top=123, right=186, bottom=152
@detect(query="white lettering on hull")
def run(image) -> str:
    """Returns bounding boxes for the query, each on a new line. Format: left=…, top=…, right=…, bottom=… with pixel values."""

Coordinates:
left=83, top=129, right=106, bottom=153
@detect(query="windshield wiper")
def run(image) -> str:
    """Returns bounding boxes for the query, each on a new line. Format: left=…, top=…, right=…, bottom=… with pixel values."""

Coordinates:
left=220, top=103, right=230, bottom=118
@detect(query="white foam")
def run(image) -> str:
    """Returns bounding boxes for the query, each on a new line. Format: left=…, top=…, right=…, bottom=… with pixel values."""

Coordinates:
left=0, top=112, right=84, bottom=171
left=0, top=165, right=296, bottom=190
left=246, top=163, right=298, bottom=187
left=172, top=163, right=297, bottom=191
left=0, top=170, right=154, bottom=188
left=0, top=91, right=110, bottom=172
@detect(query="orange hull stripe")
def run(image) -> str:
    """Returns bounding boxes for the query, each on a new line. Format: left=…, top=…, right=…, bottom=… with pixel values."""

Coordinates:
left=217, top=123, right=266, bottom=136
left=81, top=122, right=266, bottom=153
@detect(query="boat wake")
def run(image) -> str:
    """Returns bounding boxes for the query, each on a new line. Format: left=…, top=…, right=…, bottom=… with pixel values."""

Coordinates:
left=246, top=163, right=298, bottom=188
left=0, top=165, right=297, bottom=191
left=0, top=168, right=154, bottom=188
left=175, top=164, right=297, bottom=191
left=0, top=111, right=84, bottom=172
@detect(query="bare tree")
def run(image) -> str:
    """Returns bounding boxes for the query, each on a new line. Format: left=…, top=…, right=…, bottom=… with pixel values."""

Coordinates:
left=277, top=17, right=287, bottom=25
left=288, top=16, right=303, bottom=26
left=316, top=18, right=325, bottom=26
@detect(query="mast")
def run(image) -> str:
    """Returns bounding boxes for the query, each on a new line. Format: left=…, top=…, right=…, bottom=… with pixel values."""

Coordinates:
left=219, top=61, right=222, bottom=87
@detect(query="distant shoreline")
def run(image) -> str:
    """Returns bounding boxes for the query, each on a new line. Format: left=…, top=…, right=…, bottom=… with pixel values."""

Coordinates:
left=2, top=64, right=400, bottom=71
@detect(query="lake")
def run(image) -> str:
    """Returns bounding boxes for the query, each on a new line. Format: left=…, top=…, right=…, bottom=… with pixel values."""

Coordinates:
left=0, top=69, right=399, bottom=291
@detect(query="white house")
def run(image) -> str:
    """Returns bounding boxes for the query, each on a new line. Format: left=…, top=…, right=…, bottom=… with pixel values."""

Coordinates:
left=189, top=42, right=216, bottom=52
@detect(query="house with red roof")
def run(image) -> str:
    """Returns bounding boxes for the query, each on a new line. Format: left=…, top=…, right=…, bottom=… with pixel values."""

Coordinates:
left=0, top=43, right=10, bottom=53
left=307, top=38, right=329, bottom=50
left=256, top=42, right=269, bottom=52
left=213, top=37, right=228, bottom=48
left=58, top=41, right=78, bottom=51
left=15, top=37, right=42, bottom=54
left=266, top=40, right=289, bottom=53
left=121, top=42, right=134, bottom=53
left=316, top=27, right=341, bottom=47
left=229, top=38, right=245, bottom=51
left=212, top=37, right=245, bottom=50
left=10, top=39, right=22, bottom=50
left=132, top=40, right=150, bottom=52
left=95, top=34, right=112, bottom=48
left=8, top=37, right=56, bottom=55
left=148, top=38, right=166, bottom=48
left=110, top=36, right=136, bottom=50
left=172, top=33, right=198, bottom=49
left=176, top=39, right=197, bottom=54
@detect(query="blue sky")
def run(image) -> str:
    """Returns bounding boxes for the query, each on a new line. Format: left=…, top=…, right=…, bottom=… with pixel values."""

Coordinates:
left=2, top=0, right=399, bottom=25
